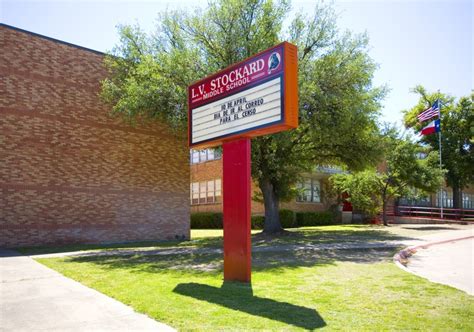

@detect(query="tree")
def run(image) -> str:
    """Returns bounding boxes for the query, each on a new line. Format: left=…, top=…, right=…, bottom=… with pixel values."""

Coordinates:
left=101, top=0, right=385, bottom=234
left=403, top=86, right=474, bottom=208
left=331, top=133, right=443, bottom=225
left=330, top=170, right=383, bottom=219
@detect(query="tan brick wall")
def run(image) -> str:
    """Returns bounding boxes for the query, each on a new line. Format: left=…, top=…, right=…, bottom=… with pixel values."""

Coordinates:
left=281, top=178, right=333, bottom=213
left=190, top=159, right=223, bottom=213
left=190, top=159, right=223, bottom=183
left=190, top=157, right=335, bottom=215
left=0, top=25, right=190, bottom=247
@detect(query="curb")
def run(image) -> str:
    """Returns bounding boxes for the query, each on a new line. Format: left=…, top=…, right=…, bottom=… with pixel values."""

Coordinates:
left=393, top=235, right=474, bottom=272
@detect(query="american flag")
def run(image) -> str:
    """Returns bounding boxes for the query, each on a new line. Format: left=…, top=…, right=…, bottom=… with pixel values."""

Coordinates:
left=417, top=99, right=440, bottom=122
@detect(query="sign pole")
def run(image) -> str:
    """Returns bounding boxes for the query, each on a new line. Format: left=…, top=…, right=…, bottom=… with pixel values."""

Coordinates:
left=223, top=138, right=251, bottom=283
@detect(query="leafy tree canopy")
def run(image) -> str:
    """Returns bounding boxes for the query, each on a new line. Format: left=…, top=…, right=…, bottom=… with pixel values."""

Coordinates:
left=403, top=86, right=473, bottom=208
left=101, top=0, right=386, bottom=233
left=331, top=130, right=443, bottom=225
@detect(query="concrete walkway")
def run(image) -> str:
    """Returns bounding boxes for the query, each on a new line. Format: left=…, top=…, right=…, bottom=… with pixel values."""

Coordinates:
left=25, top=224, right=474, bottom=260
left=29, top=240, right=423, bottom=260
left=0, top=249, right=175, bottom=332
left=393, top=227, right=473, bottom=295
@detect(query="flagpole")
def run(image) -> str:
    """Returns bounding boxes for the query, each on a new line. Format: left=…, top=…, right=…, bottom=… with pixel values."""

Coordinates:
left=438, top=93, right=443, bottom=219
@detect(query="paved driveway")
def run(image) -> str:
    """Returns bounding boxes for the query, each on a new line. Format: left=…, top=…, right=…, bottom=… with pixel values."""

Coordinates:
left=0, top=249, right=174, bottom=332
left=406, top=237, right=473, bottom=295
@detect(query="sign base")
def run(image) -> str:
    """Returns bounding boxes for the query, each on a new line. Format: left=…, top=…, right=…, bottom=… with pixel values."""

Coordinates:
left=223, top=138, right=251, bottom=283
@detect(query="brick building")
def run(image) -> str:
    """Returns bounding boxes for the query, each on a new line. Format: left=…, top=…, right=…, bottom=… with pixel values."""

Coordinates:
left=190, top=148, right=474, bottom=219
left=0, top=24, right=190, bottom=247
left=190, top=148, right=340, bottom=215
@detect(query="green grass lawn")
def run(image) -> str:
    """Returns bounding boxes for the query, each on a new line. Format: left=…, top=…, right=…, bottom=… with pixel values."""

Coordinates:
left=36, top=229, right=474, bottom=331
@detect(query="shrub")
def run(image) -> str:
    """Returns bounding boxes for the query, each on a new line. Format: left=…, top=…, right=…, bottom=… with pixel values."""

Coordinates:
left=251, top=210, right=296, bottom=229
left=279, top=209, right=297, bottom=228
left=251, top=215, right=265, bottom=229
left=296, top=211, right=334, bottom=226
left=191, top=212, right=223, bottom=229
left=191, top=210, right=334, bottom=229
left=191, top=212, right=265, bottom=229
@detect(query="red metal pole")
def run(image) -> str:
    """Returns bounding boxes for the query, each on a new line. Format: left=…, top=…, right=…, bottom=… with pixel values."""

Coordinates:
left=223, top=138, right=251, bottom=283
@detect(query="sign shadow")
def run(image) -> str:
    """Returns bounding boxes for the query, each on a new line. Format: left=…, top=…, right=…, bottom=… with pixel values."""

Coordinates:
left=173, top=282, right=326, bottom=330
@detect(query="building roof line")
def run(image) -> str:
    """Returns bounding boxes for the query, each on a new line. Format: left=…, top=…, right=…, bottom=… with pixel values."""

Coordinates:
left=0, top=23, right=106, bottom=56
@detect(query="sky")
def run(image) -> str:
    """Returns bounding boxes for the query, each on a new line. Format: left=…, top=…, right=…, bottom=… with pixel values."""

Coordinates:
left=1, top=0, right=472, bottom=126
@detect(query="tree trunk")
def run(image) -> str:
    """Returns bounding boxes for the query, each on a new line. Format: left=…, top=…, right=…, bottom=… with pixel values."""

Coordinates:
left=382, top=197, right=388, bottom=226
left=260, top=178, right=282, bottom=234
left=381, top=184, right=389, bottom=226
left=452, top=183, right=462, bottom=209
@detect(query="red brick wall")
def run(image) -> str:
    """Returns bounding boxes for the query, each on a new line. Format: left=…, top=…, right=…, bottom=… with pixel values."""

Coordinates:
left=0, top=25, right=190, bottom=247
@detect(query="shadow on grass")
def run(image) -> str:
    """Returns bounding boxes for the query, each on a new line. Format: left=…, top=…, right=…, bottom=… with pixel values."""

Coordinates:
left=252, top=247, right=399, bottom=271
left=173, top=282, right=326, bottom=330
left=21, top=226, right=416, bottom=255
left=64, top=252, right=224, bottom=275
left=252, top=227, right=415, bottom=247
left=62, top=246, right=399, bottom=277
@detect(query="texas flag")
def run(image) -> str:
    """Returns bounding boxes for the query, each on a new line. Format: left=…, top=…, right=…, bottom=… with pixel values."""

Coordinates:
left=421, top=119, right=441, bottom=135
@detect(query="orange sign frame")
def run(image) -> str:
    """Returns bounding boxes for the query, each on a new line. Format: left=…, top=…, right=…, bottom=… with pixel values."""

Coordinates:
left=188, top=42, right=298, bottom=148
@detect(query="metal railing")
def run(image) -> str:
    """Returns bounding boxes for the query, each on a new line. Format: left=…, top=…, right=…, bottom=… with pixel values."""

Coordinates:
left=396, top=205, right=474, bottom=220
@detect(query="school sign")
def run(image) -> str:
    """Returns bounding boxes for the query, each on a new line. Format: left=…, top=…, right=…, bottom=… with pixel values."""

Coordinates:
left=189, top=42, right=298, bottom=148
left=188, top=42, right=298, bottom=282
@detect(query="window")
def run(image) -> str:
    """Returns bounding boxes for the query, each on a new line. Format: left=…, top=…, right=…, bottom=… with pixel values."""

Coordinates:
left=215, top=179, right=222, bottom=203
left=207, top=149, right=215, bottom=160
left=191, top=182, right=199, bottom=205
left=436, top=190, right=453, bottom=208
left=399, top=196, right=431, bottom=207
left=199, top=182, right=207, bottom=204
left=199, top=150, right=207, bottom=164
left=462, top=193, right=474, bottom=210
left=191, top=150, right=199, bottom=164
left=297, top=178, right=321, bottom=203
left=190, top=148, right=222, bottom=164
left=190, top=179, right=222, bottom=205
left=399, top=188, right=431, bottom=207
left=207, top=180, right=215, bottom=203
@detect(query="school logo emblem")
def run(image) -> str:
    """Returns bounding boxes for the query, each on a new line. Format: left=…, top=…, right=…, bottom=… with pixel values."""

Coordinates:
left=267, top=52, right=281, bottom=74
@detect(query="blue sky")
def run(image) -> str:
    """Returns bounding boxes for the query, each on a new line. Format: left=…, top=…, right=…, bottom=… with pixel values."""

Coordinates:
left=1, top=0, right=472, bottom=125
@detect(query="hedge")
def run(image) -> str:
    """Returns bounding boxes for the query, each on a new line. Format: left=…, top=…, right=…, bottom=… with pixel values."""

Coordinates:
left=190, top=212, right=223, bottom=229
left=251, top=216, right=265, bottom=229
left=251, top=210, right=296, bottom=229
left=191, top=210, right=334, bottom=229
left=191, top=212, right=264, bottom=229
left=279, top=209, right=297, bottom=228
left=295, top=211, right=334, bottom=226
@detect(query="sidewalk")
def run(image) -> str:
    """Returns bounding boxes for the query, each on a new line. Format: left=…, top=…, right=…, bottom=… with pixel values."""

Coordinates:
left=0, top=249, right=175, bottom=332
left=24, top=225, right=474, bottom=260
left=394, top=228, right=473, bottom=295
left=407, top=238, right=473, bottom=295
left=28, top=239, right=427, bottom=260
left=28, top=241, right=416, bottom=260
